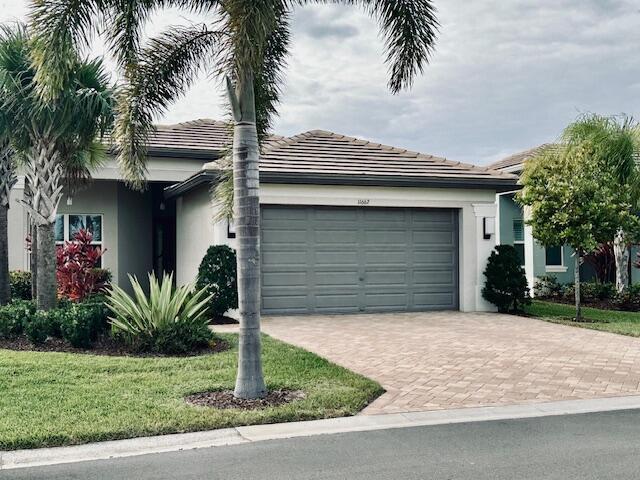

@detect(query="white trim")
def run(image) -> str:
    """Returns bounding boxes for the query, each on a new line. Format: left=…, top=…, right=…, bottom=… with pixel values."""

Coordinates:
left=544, top=245, right=565, bottom=271
left=522, top=206, right=535, bottom=297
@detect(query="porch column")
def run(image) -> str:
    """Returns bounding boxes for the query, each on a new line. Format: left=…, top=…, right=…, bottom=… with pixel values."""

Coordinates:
left=523, top=205, right=535, bottom=297
left=472, top=203, right=498, bottom=312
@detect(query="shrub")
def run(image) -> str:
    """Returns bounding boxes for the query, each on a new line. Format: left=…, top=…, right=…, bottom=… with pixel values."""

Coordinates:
left=196, top=245, right=238, bottom=319
left=534, top=275, right=563, bottom=298
left=614, top=284, right=640, bottom=311
left=24, top=311, right=51, bottom=345
left=107, top=272, right=213, bottom=354
left=56, top=229, right=107, bottom=301
left=482, top=245, right=531, bottom=312
left=0, top=300, right=35, bottom=338
left=580, top=282, right=616, bottom=302
left=9, top=271, right=32, bottom=300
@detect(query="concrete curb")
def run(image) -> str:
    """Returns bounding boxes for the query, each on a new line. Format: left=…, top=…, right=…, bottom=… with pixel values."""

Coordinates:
left=3, top=395, right=640, bottom=470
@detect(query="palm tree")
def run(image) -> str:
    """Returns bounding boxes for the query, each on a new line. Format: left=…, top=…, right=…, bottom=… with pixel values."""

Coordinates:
left=0, top=141, right=16, bottom=305
left=0, top=24, right=113, bottom=310
left=563, top=114, right=640, bottom=293
left=30, top=0, right=439, bottom=398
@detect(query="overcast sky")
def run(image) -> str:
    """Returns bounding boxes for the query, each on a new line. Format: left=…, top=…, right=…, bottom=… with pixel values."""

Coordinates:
left=4, top=0, right=639, bottom=165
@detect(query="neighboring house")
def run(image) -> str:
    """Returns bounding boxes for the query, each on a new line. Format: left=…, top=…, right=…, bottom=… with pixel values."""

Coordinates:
left=490, top=146, right=640, bottom=293
left=8, top=119, right=518, bottom=314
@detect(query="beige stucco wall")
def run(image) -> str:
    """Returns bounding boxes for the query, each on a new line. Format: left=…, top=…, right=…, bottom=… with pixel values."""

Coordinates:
left=7, top=179, right=154, bottom=290
left=175, top=182, right=499, bottom=312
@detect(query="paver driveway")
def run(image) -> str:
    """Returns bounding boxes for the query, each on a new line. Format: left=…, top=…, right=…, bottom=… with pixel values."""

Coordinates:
left=255, top=312, right=640, bottom=414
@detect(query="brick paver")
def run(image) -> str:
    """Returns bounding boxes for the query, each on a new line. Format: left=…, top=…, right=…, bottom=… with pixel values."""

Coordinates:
left=252, top=312, right=640, bottom=414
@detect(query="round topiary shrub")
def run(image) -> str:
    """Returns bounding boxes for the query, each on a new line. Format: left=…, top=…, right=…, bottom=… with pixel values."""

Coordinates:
left=482, top=245, right=531, bottom=313
left=196, top=245, right=238, bottom=319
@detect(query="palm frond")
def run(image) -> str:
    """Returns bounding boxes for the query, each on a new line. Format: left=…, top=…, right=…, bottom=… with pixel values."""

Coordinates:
left=295, top=0, right=439, bottom=92
left=114, top=25, right=227, bottom=189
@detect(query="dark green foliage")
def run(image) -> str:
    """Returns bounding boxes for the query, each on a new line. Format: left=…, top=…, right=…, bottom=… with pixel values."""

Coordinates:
left=482, top=245, right=531, bottom=313
left=196, top=245, right=238, bottom=319
left=24, top=311, right=51, bottom=345
left=0, top=300, right=35, bottom=338
left=580, top=282, right=616, bottom=302
left=614, top=284, right=640, bottom=311
left=126, top=322, right=214, bottom=355
left=534, top=275, right=563, bottom=298
left=9, top=271, right=31, bottom=300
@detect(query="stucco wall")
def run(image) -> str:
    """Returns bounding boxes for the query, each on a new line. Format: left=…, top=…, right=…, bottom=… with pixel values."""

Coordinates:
left=7, top=182, right=27, bottom=271
left=176, top=182, right=499, bottom=312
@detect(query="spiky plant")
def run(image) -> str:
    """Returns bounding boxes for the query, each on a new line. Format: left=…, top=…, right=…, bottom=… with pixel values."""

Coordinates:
left=0, top=23, right=114, bottom=310
left=0, top=142, right=16, bottom=305
left=30, top=0, right=439, bottom=398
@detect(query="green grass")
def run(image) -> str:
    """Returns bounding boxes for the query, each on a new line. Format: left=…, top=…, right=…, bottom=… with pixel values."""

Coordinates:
left=0, top=334, right=383, bottom=450
left=525, top=300, right=640, bottom=337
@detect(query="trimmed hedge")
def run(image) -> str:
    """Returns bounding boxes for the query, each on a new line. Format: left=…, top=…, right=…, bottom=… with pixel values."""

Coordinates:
left=9, top=271, right=31, bottom=300
left=196, top=245, right=238, bottom=319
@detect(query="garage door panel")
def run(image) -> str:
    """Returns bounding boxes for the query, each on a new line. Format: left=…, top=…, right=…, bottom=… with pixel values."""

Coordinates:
left=261, top=206, right=458, bottom=315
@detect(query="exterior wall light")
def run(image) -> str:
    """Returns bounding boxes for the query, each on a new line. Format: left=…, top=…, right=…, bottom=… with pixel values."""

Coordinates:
left=483, top=217, right=495, bottom=240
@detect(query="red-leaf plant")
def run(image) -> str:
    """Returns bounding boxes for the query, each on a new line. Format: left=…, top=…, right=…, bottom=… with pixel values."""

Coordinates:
left=56, top=229, right=107, bottom=301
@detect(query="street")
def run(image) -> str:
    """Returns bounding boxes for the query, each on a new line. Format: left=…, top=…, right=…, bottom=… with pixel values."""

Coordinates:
left=5, top=409, right=640, bottom=479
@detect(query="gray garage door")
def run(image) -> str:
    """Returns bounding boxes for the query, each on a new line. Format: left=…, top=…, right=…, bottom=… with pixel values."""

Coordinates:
left=261, top=206, right=459, bottom=315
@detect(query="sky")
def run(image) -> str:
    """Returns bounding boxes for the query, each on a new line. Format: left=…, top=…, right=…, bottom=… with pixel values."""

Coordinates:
left=4, top=0, right=640, bottom=165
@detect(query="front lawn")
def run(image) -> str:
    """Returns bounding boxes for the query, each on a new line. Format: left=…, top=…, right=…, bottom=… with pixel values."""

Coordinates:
left=525, top=300, right=640, bottom=337
left=0, top=333, right=382, bottom=450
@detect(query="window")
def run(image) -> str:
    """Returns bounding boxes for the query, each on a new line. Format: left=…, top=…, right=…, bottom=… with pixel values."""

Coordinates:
left=513, top=218, right=525, bottom=266
left=55, top=214, right=104, bottom=265
left=545, top=245, right=565, bottom=272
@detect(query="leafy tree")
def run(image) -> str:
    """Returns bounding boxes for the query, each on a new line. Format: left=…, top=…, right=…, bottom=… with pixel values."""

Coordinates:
left=518, top=140, right=640, bottom=321
left=0, top=24, right=113, bottom=310
left=482, top=245, right=530, bottom=313
left=31, top=0, right=439, bottom=398
left=561, top=114, right=640, bottom=293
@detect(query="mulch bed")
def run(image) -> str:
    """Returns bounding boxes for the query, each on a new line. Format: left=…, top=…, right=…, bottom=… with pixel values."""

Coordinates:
left=539, top=297, right=639, bottom=312
left=210, top=315, right=239, bottom=325
left=185, top=389, right=306, bottom=410
left=0, top=335, right=230, bottom=357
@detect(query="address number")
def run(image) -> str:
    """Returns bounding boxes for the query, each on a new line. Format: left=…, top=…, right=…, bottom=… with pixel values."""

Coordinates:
left=357, top=199, right=370, bottom=205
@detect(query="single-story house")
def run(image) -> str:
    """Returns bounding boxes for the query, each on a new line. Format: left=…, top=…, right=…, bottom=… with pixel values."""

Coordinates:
left=490, top=146, right=640, bottom=291
left=8, top=119, right=518, bottom=314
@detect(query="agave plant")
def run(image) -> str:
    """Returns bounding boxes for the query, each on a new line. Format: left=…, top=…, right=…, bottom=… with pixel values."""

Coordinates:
left=106, top=272, right=213, bottom=352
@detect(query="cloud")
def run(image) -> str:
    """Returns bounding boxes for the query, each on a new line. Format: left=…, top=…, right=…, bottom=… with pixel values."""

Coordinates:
left=2, top=0, right=639, bottom=166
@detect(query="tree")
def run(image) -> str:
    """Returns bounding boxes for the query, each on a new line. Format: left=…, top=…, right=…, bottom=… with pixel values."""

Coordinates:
left=31, top=0, right=439, bottom=398
left=482, top=245, right=530, bottom=313
left=0, top=142, right=16, bottom=305
left=0, top=24, right=113, bottom=310
left=518, top=141, right=640, bottom=321
left=561, top=114, right=640, bottom=293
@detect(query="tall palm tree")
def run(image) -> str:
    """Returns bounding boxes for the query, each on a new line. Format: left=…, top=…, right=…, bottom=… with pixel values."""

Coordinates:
left=0, top=141, right=16, bottom=305
left=563, top=114, right=640, bottom=293
left=0, top=24, right=113, bottom=310
left=31, top=0, right=439, bottom=398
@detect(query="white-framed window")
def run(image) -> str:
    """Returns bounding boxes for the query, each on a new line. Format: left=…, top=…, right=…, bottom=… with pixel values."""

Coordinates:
left=513, top=218, right=525, bottom=266
left=545, top=245, right=567, bottom=272
left=55, top=214, right=104, bottom=266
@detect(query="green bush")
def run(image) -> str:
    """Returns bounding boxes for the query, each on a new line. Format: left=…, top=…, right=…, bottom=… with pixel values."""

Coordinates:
left=0, top=300, right=36, bottom=338
left=534, top=275, right=563, bottom=298
left=107, top=272, right=214, bottom=354
left=580, top=282, right=616, bottom=302
left=482, top=245, right=531, bottom=312
left=24, top=311, right=51, bottom=345
left=614, top=284, right=640, bottom=311
left=196, top=245, right=238, bottom=319
left=9, top=271, right=31, bottom=300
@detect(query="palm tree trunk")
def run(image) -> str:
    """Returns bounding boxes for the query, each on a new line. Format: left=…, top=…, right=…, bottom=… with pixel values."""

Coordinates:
left=227, top=73, right=266, bottom=399
left=30, top=223, right=37, bottom=300
left=36, top=222, right=56, bottom=309
left=575, top=250, right=582, bottom=321
left=0, top=204, right=9, bottom=305
left=21, top=137, right=63, bottom=311
left=614, top=228, right=629, bottom=293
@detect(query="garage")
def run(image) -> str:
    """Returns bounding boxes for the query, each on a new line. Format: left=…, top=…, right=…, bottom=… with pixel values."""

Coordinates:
left=261, top=205, right=459, bottom=315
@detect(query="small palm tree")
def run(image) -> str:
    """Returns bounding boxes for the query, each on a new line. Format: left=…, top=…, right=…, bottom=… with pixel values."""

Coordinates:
left=0, top=141, right=16, bottom=305
left=563, top=114, right=640, bottom=293
left=0, top=24, right=114, bottom=310
left=31, top=0, right=439, bottom=398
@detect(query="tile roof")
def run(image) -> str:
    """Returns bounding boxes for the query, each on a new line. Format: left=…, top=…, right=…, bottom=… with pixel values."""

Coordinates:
left=488, top=144, right=551, bottom=171
left=146, top=118, right=231, bottom=155
left=204, top=129, right=517, bottom=184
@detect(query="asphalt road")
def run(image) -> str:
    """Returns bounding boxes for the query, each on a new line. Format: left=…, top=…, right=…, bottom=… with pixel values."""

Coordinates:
left=5, top=409, right=640, bottom=480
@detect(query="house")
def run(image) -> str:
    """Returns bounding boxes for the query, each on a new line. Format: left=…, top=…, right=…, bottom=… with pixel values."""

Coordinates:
left=8, top=119, right=518, bottom=314
left=490, top=146, right=640, bottom=292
